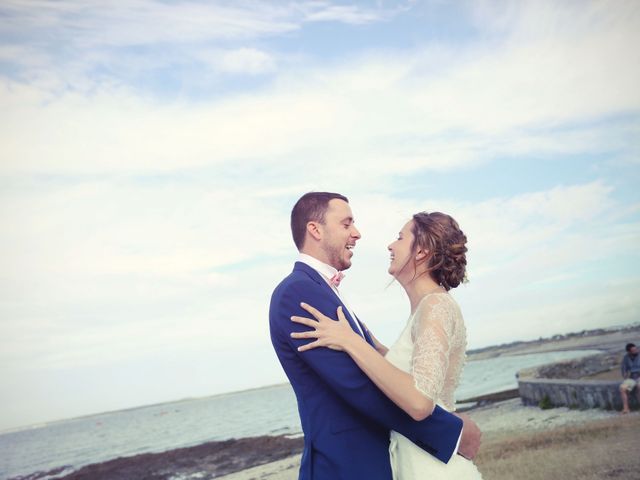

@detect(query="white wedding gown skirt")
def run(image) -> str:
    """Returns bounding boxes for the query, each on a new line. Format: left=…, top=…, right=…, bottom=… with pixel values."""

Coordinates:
left=385, top=293, right=483, bottom=480
left=389, top=427, right=483, bottom=479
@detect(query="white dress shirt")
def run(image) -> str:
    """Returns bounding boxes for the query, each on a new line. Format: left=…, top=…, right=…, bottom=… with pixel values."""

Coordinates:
left=296, top=253, right=364, bottom=336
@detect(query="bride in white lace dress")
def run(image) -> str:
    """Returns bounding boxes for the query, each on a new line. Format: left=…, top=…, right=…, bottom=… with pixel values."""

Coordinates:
left=385, top=291, right=481, bottom=479
left=291, top=212, right=483, bottom=479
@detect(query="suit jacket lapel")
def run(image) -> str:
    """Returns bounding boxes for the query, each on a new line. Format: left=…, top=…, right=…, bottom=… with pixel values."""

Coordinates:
left=294, top=262, right=374, bottom=346
left=354, top=314, right=375, bottom=347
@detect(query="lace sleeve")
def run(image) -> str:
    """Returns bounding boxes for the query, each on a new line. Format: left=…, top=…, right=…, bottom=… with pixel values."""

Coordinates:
left=410, top=295, right=456, bottom=402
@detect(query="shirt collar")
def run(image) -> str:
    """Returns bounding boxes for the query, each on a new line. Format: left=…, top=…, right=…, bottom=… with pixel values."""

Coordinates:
left=297, top=253, right=340, bottom=282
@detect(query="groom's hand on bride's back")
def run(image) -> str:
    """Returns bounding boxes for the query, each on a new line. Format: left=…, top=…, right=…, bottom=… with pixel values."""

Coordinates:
left=455, top=413, right=482, bottom=460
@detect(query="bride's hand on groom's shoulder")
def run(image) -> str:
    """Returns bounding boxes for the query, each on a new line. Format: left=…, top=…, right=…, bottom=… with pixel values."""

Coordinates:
left=290, top=303, right=359, bottom=352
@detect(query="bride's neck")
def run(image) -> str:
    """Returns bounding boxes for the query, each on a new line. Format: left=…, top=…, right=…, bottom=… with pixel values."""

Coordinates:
left=402, top=275, right=445, bottom=314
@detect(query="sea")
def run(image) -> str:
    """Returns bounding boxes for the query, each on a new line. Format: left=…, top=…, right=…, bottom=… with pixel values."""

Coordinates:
left=0, top=349, right=600, bottom=480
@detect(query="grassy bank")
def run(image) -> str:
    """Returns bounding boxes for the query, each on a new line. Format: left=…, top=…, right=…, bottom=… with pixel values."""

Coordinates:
left=475, top=414, right=639, bottom=479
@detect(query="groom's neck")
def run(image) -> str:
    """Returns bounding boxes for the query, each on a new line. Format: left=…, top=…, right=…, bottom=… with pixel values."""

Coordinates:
left=299, top=248, right=332, bottom=269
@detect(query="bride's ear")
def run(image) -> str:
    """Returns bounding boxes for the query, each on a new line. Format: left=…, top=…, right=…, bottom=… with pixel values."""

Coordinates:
left=415, top=249, right=428, bottom=262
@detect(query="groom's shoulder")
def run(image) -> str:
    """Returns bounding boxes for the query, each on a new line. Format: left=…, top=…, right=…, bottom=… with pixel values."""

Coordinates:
left=270, top=265, right=319, bottom=304
left=272, top=267, right=313, bottom=295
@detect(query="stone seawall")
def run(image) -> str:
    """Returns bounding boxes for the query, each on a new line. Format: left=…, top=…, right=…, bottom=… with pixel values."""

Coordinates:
left=517, top=352, right=638, bottom=410
left=517, top=378, right=638, bottom=410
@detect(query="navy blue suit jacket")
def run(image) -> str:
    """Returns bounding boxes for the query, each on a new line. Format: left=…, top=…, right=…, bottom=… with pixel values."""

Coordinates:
left=269, top=262, right=463, bottom=479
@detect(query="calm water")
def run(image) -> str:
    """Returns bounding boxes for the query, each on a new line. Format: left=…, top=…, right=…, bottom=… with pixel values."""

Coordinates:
left=0, top=349, right=599, bottom=479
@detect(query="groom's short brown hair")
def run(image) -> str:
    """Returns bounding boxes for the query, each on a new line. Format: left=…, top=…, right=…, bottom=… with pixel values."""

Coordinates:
left=291, top=192, right=349, bottom=250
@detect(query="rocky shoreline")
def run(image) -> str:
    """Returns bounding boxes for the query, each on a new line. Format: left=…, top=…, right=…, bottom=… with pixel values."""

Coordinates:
left=467, top=324, right=638, bottom=360
left=12, top=324, right=638, bottom=480
left=9, top=435, right=304, bottom=480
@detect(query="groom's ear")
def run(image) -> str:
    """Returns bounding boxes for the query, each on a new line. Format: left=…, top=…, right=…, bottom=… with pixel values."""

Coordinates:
left=306, top=221, right=322, bottom=241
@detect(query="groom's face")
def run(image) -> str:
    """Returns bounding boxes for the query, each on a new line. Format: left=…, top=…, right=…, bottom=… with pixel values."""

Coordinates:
left=318, top=199, right=361, bottom=271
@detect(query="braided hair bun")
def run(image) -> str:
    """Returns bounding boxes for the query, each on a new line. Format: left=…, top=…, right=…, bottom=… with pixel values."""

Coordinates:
left=411, top=212, right=467, bottom=290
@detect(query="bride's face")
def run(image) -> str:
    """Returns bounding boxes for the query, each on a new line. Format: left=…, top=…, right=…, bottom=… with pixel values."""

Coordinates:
left=387, top=220, right=416, bottom=280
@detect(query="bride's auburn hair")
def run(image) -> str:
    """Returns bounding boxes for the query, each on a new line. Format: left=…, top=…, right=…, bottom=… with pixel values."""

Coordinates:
left=411, top=212, right=468, bottom=291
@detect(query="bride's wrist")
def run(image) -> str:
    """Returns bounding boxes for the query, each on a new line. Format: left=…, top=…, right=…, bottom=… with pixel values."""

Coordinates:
left=343, top=332, right=365, bottom=354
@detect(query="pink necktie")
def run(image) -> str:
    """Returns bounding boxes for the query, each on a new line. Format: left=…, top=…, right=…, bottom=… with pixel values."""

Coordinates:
left=330, top=272, right=345, bottom=287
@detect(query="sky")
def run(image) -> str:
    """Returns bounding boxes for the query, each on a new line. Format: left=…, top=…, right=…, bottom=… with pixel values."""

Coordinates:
left=1, top=0, right=639, bottom=431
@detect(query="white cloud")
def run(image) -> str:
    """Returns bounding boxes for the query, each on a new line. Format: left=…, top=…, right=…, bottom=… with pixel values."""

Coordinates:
left=217, top=48, right=277, bottom=74
left=303, top=4, right=383, bottom=24
left=0, top=1, right=392, bottom=48
left=343, top=182, right=639, bottom=347
left=1, top=0, right=639, bottom=430
left=0, top=1, right=300, bottom=45
left=2, top=1, right=637, bottom=178
left=2, top=177, right=637, bottom=429
left=193, top=48, right=278, bottom=75
left=0, top=45, right=50, bottom=69
left=0, top=1, right=395, bottom=94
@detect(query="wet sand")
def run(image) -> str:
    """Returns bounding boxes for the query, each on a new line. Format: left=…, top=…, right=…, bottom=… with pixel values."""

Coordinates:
left=12, top=436, right=303, bottom=480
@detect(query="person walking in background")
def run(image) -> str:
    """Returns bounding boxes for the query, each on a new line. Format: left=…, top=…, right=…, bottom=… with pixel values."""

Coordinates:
left=620, top=342, right=640, bottom=414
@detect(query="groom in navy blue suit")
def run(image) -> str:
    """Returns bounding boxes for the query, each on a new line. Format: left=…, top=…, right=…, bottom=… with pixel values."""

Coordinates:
left=270, top=192, right=480, bottom=479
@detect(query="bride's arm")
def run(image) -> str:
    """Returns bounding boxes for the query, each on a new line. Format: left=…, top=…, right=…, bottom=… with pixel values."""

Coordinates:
left=291, top=302, right=445, bottom=421
left=343, top=329, right=434, bottom=421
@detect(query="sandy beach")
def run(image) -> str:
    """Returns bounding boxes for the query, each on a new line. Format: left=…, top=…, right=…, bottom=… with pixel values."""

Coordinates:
left=217, top=399, right=634, bottom=480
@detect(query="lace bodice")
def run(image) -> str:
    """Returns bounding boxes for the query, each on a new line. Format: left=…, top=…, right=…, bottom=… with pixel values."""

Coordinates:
left=385, top=293, right=467, bottom=411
